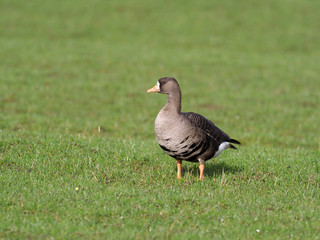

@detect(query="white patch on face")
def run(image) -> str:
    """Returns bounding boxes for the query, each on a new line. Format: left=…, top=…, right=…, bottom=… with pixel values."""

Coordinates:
left=157, top=81, right=160, bottom=90
left=213, top=141, right=230, bottom=158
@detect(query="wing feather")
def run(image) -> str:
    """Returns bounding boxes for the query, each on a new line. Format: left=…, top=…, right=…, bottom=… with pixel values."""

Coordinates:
left=182, top=112, right=232, bottom=144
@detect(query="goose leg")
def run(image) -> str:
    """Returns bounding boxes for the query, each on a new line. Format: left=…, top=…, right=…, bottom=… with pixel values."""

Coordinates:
left=198, top=159, right=205, bottom=180
left=177, top=160, right=182, bottom=179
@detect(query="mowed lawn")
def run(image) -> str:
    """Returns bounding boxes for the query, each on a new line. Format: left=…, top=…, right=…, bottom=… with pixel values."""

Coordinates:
left=1, top=0, right=319, bottom=239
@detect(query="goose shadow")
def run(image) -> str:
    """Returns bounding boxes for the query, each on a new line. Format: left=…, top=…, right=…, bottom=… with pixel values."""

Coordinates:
left=183, top=161, right=243, bottom=178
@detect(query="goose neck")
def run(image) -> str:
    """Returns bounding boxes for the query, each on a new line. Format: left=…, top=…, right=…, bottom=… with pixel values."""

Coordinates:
left=164, top=91, right=181, bottom=113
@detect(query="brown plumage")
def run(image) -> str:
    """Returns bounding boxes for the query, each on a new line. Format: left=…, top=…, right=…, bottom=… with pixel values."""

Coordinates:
left=147, top=77, right=240, bottom=180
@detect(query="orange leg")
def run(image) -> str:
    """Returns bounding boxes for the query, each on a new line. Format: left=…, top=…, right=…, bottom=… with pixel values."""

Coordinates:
left=177, top=160, right=182, bottom=179
left=199, top=164, right=205, bottom=180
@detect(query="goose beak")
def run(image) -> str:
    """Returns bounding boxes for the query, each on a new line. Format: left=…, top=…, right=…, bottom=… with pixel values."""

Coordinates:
left=147, top=84, right=160, bottom=93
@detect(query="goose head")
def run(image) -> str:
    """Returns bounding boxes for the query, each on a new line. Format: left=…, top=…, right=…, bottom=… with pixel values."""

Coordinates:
left=147, top=77, right=180, bottom=94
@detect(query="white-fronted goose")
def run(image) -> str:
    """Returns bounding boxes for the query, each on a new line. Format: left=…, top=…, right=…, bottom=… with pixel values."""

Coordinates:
left=147, top=77, right=240, bottom=180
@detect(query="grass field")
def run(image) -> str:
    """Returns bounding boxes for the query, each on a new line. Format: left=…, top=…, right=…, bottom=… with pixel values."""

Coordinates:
left=1, top=0, right=320, bottom=239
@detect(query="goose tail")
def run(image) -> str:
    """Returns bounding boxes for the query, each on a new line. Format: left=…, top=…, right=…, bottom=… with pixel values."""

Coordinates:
left=229, top=138, right=241, bottom=145
left=229, top=144, right=238, bottom=150
left=228, top=138, right=241, bottom=150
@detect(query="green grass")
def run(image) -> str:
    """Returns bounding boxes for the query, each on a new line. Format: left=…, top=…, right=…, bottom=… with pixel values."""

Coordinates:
left=1, top=0, right=319, bottom=239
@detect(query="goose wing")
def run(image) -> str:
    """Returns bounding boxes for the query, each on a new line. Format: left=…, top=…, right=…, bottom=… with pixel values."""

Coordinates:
left=182, top=112, right=231, bottom=144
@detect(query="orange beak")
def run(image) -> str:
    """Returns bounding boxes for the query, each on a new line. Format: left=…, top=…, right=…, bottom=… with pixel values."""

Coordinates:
left=147, top=83, right=160, bottom=93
